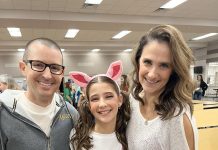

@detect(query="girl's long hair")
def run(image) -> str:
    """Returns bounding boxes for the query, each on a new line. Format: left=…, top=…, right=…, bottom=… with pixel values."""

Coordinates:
left=71, top=76, right=131, bottom=150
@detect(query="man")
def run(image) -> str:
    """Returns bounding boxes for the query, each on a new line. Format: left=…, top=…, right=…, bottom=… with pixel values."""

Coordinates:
left=0, top=38, right=79, bottom=150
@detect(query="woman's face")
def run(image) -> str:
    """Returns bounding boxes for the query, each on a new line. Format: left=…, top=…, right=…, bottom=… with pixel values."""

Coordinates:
left=138, top=41, right=173, bottom=96
left=197, top=75, right=201, bottom=81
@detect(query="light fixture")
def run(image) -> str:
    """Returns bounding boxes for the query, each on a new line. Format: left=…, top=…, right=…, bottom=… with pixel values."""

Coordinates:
left=112, top=30, right=131, bottom=39
left=7, top=27, right=22, bottom=37
left=124, top=49, right=132, bottom=52
left=192, top=33, right=218, bottom=41
left=209, top=62, right=218, bottom=66
left=17, top=48, right=25, bottom=52
left=61, top=49, right=65, bottom=52
left=85, top=0, right=103, bottom=5
left=91, top=49, right=100, bottom=52
left=65, top=29, right=79, bottom=38
left=160, top=0, right=187, bottom=9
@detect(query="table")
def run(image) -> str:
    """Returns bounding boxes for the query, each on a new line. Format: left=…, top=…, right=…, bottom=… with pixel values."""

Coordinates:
left=213, top=89, right=218, bottom=97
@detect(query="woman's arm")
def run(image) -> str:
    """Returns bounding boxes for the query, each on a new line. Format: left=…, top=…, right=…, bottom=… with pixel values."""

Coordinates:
left=183, top=114, right=195, bottom=150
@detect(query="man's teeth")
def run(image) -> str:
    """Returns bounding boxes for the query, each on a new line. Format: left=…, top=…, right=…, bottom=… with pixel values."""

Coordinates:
left=39, top=82, right=52, bottom=86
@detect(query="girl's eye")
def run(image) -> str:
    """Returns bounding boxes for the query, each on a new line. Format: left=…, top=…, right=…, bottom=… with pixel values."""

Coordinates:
left=106, top=95, right=113, bottom=99
left=90, top=97, right=98, bottom=102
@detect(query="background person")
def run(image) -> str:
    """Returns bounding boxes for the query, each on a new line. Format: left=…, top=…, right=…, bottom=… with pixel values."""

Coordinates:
left=120, top=75, right=129, bottom=93
left=193, top=77, right=203, bottom=100
left=64, top=81, right=73, bottom=104
left=0, top=75, right=21, bottom=93
left=197, top=74, right=208, bottom=97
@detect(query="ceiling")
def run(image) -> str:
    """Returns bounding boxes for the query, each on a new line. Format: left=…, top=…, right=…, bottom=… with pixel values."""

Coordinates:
left=0, top=0, right=218, bottom=55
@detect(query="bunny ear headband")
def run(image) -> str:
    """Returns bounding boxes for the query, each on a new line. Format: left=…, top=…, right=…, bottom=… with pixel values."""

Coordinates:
left=69, top=60, right=123, bottom=89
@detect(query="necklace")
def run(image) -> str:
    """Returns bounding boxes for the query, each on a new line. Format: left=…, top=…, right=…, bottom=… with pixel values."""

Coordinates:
left=144, top=120, right=148, bottom=125
left=139, top=101, right=157, bottom=126
left=141, top=106, right=156, bottom=126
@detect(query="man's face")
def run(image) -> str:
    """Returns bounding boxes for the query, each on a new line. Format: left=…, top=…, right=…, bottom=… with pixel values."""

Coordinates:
left=19, top=42, right=64, bottom=106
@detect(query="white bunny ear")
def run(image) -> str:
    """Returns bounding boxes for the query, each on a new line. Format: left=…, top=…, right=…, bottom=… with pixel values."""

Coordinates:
left=69, top=71, right=92, bottom=88
left=106, top=60, right=123, bottom=80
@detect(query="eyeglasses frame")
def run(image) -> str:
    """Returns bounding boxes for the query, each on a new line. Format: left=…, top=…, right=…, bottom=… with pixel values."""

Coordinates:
left=23, top=60, right=65, bottom=75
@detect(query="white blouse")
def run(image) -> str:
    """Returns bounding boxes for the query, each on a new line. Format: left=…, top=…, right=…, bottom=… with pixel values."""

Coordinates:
left=126, top=95, right=198, bottom=150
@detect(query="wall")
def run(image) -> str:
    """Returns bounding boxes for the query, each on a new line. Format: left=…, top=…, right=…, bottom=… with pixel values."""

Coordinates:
left=193, top=47, right=208, bottom=81
left=207, top=41, right=218, bottom=85
left=0, top=53, right=23, bottom=77
left=0, top=52, right=133, bottom=78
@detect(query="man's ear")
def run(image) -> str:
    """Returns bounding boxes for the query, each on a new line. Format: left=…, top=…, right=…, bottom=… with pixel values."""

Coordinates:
left=19, top=60, right=27, bottom=76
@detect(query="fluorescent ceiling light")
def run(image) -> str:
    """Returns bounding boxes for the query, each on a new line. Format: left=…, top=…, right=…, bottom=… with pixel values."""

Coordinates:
left=17, top=48, right=25, bottom=52
left=7, top=27, right=22, bottom=37
left=65, top=29, right=79, bottom=38
left=160, top=0, right=187, bottom=9
left=192, top=33, right=218, bottom=41
left=112, top=30, right=131, bottom=39
left=61, top=49, right=65, bottom=52
left=85, top=0, right=103, bottom=5
left=124, top=49, right=132, bottom=52
left=91, top=49, right=100, bottom=52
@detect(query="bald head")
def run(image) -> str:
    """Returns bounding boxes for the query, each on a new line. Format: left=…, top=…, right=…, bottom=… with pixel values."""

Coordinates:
left=23, top=38, right=63, bottom=64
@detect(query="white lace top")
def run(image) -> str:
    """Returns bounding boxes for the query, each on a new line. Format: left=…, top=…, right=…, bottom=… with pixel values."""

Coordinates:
left=126, top=96, right=198, bottom=150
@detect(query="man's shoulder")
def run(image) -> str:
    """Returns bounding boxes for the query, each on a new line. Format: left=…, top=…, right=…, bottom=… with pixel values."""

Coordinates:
left=0, top=89, right=24, bottom=107
left=64, top=102, right=79, bottom=117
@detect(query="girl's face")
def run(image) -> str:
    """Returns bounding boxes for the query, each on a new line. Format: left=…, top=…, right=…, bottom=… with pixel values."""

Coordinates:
left=138, top=41, right=173, bottom=96
left=88, top=82, right=123, bottom=129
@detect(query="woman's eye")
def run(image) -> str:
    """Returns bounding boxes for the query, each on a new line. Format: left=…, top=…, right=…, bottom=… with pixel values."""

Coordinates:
left=160, top=63, right=169, bottom=69
left=143, top=60, right=151, bottom=65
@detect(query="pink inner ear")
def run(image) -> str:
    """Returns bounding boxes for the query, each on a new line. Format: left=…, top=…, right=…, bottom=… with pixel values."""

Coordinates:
left=72, top=74, right=88, bottom=84
left=111, top=65, right=120, bottom=78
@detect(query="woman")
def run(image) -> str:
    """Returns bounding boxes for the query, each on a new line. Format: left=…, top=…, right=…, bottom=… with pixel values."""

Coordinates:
left=127, top=25, right=198, bottom=150
left=193, top=75, right=203, bottom=100
left=197, top=74, right=208, bottom=97
left=120, top=75, right=129, bottom=93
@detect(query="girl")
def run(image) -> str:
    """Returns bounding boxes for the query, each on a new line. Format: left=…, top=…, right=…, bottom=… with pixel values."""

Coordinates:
left=69, top=61, right=130, bottom=150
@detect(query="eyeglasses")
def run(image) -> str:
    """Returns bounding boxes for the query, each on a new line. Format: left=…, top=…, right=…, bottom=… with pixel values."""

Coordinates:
left=24, top=60, right=65, bottom=75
